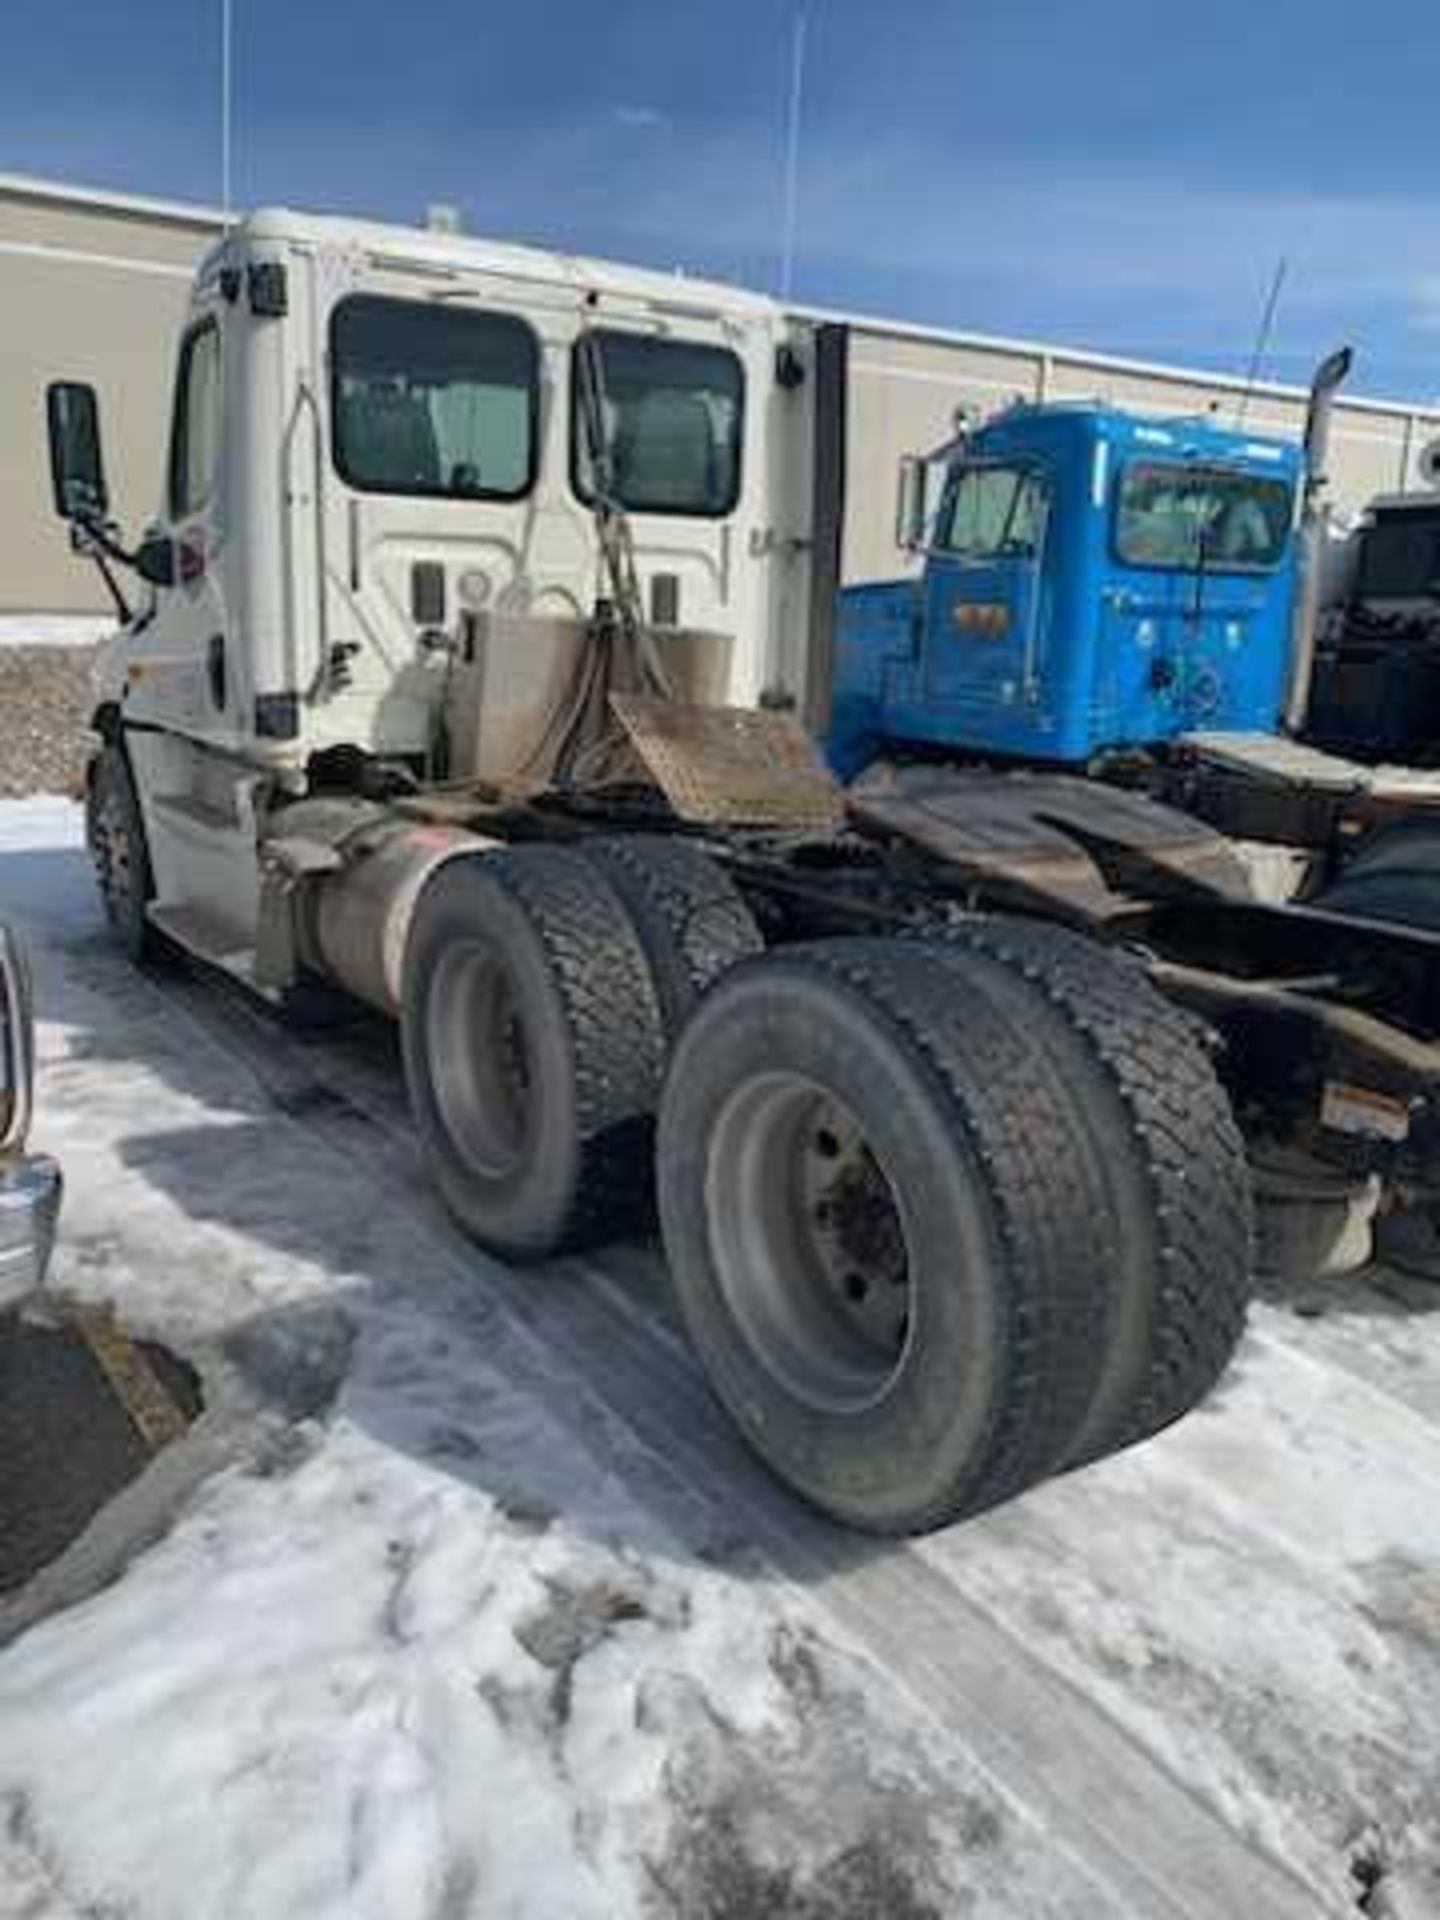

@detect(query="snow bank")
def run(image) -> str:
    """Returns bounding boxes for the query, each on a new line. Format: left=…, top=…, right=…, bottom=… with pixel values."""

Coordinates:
left=0, top=616, right=113, bottom=650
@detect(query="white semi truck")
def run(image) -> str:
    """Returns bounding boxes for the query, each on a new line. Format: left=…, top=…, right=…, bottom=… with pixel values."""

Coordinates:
left=42, top=204, right=1440, bottom=1535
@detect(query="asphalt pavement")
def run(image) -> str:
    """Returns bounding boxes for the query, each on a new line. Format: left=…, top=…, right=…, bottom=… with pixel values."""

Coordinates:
left=0, top=1311, right=199, bottom=1594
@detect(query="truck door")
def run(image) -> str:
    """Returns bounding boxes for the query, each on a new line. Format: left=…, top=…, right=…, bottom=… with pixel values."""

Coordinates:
left=921, top=461, right=1051, bottom=727
left=121, top=305, right=242, bottom=749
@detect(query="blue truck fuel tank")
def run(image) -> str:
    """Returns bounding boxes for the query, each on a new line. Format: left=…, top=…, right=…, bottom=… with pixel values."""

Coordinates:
left=828, top=403, right=1303, bottom=777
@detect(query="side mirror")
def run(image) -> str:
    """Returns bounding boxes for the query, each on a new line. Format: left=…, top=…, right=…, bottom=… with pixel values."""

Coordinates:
left=896, top=454, right=928, bottom=554
left=0, top=927, right=35, bottom=1154
left=46, top=381, right=109, bottom=524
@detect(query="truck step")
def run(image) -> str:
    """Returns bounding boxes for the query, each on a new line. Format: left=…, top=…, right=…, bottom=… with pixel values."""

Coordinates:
left=146, top=903, right=271, bottom=996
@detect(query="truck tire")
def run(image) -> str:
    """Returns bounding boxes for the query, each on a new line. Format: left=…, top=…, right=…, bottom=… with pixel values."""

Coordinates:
left=1310, top=823, right=1440, bottom=933
left=925, top=918, right=1252, bottom=1463
left=580, top=835, right=763, bottom=1040
left=656, top=938, right=1120, bottom=1534
left=84, top=744, right=154, bottom=964
left=401, top=845, right=665, bottom=1262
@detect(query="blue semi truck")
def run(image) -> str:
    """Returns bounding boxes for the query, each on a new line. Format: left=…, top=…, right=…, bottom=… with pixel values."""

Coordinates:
left=828, top=400, right=1306, bottom=778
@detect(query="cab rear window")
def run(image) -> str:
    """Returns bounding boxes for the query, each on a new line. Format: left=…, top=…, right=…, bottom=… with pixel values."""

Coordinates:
left=331, top=296, right=539, bottom=501
left=571, top=331, right=743, bottom=518
left=1116, top=460, right=1292, bottom=572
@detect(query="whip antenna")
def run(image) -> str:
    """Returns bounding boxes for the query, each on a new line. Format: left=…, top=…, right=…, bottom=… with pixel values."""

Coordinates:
left=221, top=0, right=234, bottom=226
left=1236, top=256, right=1287, bottom=426
left=779, top=12, right=807, bottom=300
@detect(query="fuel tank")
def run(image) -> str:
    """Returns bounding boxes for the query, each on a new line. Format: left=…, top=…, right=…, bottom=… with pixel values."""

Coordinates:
left=267, top=797, right=496, bottom=1013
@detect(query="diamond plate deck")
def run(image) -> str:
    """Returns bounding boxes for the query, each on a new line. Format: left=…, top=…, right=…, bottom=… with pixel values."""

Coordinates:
left=611, top=696, right=845, bottom=832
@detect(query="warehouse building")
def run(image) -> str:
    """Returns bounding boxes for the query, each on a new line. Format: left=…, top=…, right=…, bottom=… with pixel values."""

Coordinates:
left=3, top=168, right=1439, bottom=616
left=1, top=174, right=217, bottom=616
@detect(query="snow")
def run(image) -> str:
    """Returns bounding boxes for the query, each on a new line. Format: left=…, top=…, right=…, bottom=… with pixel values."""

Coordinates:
left=1, top=795, right=1438, bottom=1918
left=0, top=616, right=113, bottom=651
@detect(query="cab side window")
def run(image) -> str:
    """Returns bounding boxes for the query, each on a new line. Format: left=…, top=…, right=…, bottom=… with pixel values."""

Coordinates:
left=937, top=464, right=1047, bottom=560
left=168, top=321, right=222, bottom=520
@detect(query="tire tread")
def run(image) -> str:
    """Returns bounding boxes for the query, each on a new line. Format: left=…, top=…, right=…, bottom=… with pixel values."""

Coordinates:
left=405, top=845, right=664, bottom=1257
left=582, top=835, right=763, bottom=1038
left=927, top=918, right=1252, bottom=1456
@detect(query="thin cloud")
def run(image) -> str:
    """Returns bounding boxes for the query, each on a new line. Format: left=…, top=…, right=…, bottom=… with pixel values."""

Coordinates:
left=489, top=114, right=1440, bottom=392
left=611, top=104, right=669, bottom=131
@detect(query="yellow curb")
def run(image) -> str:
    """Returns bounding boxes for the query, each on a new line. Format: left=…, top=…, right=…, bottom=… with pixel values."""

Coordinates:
left=69, top=1305, right=191, bottom=1452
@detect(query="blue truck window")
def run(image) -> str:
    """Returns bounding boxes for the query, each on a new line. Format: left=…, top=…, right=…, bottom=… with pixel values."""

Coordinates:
left=1115, top=461, right=1292, bottom=573
left=936, top=465, right=1046, bottom=559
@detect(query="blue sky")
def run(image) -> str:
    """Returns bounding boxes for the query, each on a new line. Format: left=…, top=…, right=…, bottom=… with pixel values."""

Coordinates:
left=4, top=0, right=1438, bottom=398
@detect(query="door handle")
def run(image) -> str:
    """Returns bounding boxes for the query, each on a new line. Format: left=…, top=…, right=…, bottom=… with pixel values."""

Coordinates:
left=206, top=633, right=228, bottom=712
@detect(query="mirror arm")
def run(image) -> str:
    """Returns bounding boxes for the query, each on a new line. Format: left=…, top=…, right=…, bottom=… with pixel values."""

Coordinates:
left=70, top=514, right=135, bottom=622
left=71, top=511, right=131, bottom=566
left=90, top=548, right=133, bottom=625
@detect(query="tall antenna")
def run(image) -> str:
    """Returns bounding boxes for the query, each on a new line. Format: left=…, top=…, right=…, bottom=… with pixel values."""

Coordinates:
left=1236, top=255, right=1288, bottom=425
left=221, top=0, right=234, bottom=226
left=779, top=11, right=807, bottom=301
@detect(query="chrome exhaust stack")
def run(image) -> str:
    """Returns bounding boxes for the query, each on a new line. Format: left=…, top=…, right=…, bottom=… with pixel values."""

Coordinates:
left=1284, top=344, right=1354, bottom=735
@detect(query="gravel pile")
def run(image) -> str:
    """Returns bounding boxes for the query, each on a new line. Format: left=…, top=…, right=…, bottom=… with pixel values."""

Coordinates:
left=0, top=647, right=98, bottom=799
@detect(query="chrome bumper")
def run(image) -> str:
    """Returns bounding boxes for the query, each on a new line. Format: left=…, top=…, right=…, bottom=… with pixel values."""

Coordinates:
left=0, top=1153, right=62, bottom=1311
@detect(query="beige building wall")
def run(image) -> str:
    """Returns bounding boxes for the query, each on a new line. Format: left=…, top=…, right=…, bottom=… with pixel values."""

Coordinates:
left=4, top=172, right=1439, bottom=613
left=0, top=176, right=215, bottom=614
left=837, top=322, right=1440, bottom=584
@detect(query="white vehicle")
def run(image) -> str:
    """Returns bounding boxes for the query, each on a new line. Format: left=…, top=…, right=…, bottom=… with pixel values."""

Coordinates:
left=42, top=203, right=1440, bottom=1538
left=0, top=929, right=61, bottom=1312
left=50, top=210, right=822, bottom=964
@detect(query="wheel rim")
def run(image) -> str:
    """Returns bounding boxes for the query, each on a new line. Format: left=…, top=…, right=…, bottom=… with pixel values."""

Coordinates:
left=426, top=940, right=533, bottom=1179
left=704, top=1072, right=914, bottom=1414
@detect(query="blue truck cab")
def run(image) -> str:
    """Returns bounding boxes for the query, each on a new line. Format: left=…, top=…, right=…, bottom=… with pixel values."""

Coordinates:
left=828, top=402, right=1304, bottom=779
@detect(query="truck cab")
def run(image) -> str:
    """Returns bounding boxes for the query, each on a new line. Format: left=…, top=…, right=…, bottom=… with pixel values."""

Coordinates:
left=1307, top=490, right=1440, bottom=762
left=827, top=402, right=1303, bottom=778
left=48, top=208, right=813, bottom=965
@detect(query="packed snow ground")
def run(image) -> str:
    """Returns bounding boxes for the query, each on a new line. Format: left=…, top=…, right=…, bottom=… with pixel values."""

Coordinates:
left=1, top=797, right=1438, bottom=1919
left=0, top=617, right=113, bottom=650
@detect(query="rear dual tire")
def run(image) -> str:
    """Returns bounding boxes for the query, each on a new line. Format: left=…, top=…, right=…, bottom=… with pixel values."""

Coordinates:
left=401, top=845, right=664, bottom=1262
left=401, top=837, right=760, bottom=1261
left=657, top=926, right=1253, bottom=1533
left=402, top=838, right=1252, bottom=1533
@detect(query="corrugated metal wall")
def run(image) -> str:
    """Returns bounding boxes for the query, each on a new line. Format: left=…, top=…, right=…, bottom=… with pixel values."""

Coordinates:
left=837, top=320, right=1440, bottom=584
